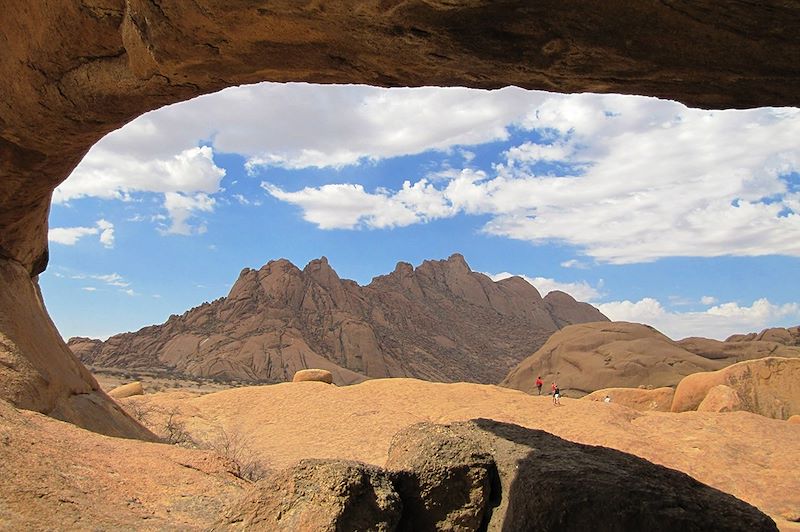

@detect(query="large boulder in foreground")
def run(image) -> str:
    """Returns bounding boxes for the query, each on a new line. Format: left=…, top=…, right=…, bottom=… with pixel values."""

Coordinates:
left=456, top=419, right=776, bottom=531
left=672, top=357, right=800, bottom=419
left=386, top=423, right=496, bottom=531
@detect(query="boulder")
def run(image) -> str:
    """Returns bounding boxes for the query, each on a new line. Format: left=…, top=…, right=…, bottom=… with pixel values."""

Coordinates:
left=502, top=322, right=721, bottom=396
left=697, top=385, right=743, bottom=413
left=445, top=420, right=777, bottom=531
left=215, top=459, right=401, bottom=531
left=672, top=357, right=800, bottom=419
left=108, top=381, right=144, bottom=399
left=582, top=387, right=675, bottom=412
left=293, top=369, right=333, bottom=384
left=385, top=423, right=496, bottom=531
left=787, top=415, right=800, bottom=425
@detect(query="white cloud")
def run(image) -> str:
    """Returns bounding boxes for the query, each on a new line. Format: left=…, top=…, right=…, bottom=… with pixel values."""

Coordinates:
left=159, top=192, right=215, bottom=235
left=91, top=273, right=129, bottom=288
left=597, top=297, right=800, bottom=340
left=560, top=259, right=589, bottom=269
left=700, top=295, right=718, bottom=305
left=121, top=288, right=137, bottom=296
left=56, top=84, right=800, bottom=261
left=48, top=219, right=115, bottom=248
left=56, top=146, right=225, bottom=236
left=81, top=287, right=97, bottom=292
left=48, top=226, right=99, bottom=246
left=486, top=272, right=602, bottom=302
left=265, top=93, right=800, bottom=263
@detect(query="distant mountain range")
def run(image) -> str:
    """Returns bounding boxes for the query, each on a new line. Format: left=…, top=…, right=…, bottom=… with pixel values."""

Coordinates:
left=69, top=254, right=608, bottom=385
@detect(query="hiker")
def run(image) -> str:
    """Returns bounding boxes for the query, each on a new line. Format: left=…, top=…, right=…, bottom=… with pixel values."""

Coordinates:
left=604, top=395, right=611, bottom=403
left=553, top=384, right=561, bottom=405
left=535, top=376, right=543, bottom=395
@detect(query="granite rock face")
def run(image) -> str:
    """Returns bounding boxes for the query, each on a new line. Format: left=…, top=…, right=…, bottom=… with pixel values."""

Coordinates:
left=70, top=254, right=607, bottom=384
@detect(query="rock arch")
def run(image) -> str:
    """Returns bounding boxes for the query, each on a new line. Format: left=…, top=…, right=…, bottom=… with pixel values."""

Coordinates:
left=1, top=0, right=799, bottom=436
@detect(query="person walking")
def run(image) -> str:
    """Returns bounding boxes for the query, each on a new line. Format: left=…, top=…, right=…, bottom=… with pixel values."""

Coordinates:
left=552, top=383, right=560, bottom=405
left=535, top=376, right=543, bottom=395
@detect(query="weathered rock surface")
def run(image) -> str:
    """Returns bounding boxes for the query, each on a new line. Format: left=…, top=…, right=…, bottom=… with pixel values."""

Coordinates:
left=69, top=254, right=607, bottom=385
left=582, top=387, right=675, bottom=412
left=386, top=423, right=495, bottom=531
left=123, top=378, right=800, bottom=527
left=672, top=357, right=800, bottom=419
left=456, top=419, right=775, bottom=531
left=216, top=459, right=402, bottom=531
left=0, top=399, right=245, bottom=528
left=0, top=258, right=154, bottom=439
left=697, top=385, right=743, bottom=413
left=293, top=369, right=334, bottom=384
left=502, top=322, right=800, bottom=397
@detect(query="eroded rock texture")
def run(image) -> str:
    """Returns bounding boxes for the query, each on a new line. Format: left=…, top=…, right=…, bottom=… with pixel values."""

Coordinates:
left=2, top=0, right=799, bottom=433
left=69, top=254, right=606, bottom=384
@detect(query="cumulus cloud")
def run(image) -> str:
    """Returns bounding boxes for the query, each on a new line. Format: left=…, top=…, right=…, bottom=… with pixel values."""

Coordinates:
left=56, top=146, right=225, bottom=236
left=597, top=297, right=800, bottom=340
left=159, top=192, right=215, bottom=235
left=486, top=272, right=602, bottom=302
left=265, top=92, right=800, bottom=263
left=48, top=219, right=115, bottom=248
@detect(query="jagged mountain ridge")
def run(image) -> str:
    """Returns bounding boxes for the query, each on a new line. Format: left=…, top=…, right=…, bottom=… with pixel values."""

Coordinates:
left=69, top=254, right=607, bottom=384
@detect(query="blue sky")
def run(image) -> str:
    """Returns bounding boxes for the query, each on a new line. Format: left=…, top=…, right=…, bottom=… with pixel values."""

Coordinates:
left=42, top=84, right=800, bottom=341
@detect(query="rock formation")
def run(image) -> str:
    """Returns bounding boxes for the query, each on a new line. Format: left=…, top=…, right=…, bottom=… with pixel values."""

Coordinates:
left=581, top=387, right=675, bottom=412
left=69, top=254, right=607, bottom=385
left=2, top=0, right=798, bottom=435
left=671, top=357, right=800, bottom=419
left=502, top=322, right=800, bottom=396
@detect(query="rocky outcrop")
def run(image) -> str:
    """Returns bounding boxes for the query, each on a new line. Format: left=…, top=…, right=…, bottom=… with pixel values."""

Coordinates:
left=502, top=322, right=724, bottom=396
left=69, top=254, right=607, bottom=385
left=0, top=258, right=154, bottom=439
left=502, top=322, right=800, bottom=397
left=582, top=387, right=675, bottom=412
left=671, top=357, right=800, bottom=419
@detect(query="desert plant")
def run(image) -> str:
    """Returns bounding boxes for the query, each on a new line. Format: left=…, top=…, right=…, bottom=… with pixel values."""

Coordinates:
left=204, top=425, right=268, bottom=482
left=124, top=400, right=155, bottom=425
left=159, top=406, right=195, bottom=446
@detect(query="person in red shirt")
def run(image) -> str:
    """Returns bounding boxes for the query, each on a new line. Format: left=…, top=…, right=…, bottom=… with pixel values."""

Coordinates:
left=535, top=376, right=543, bottom=395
